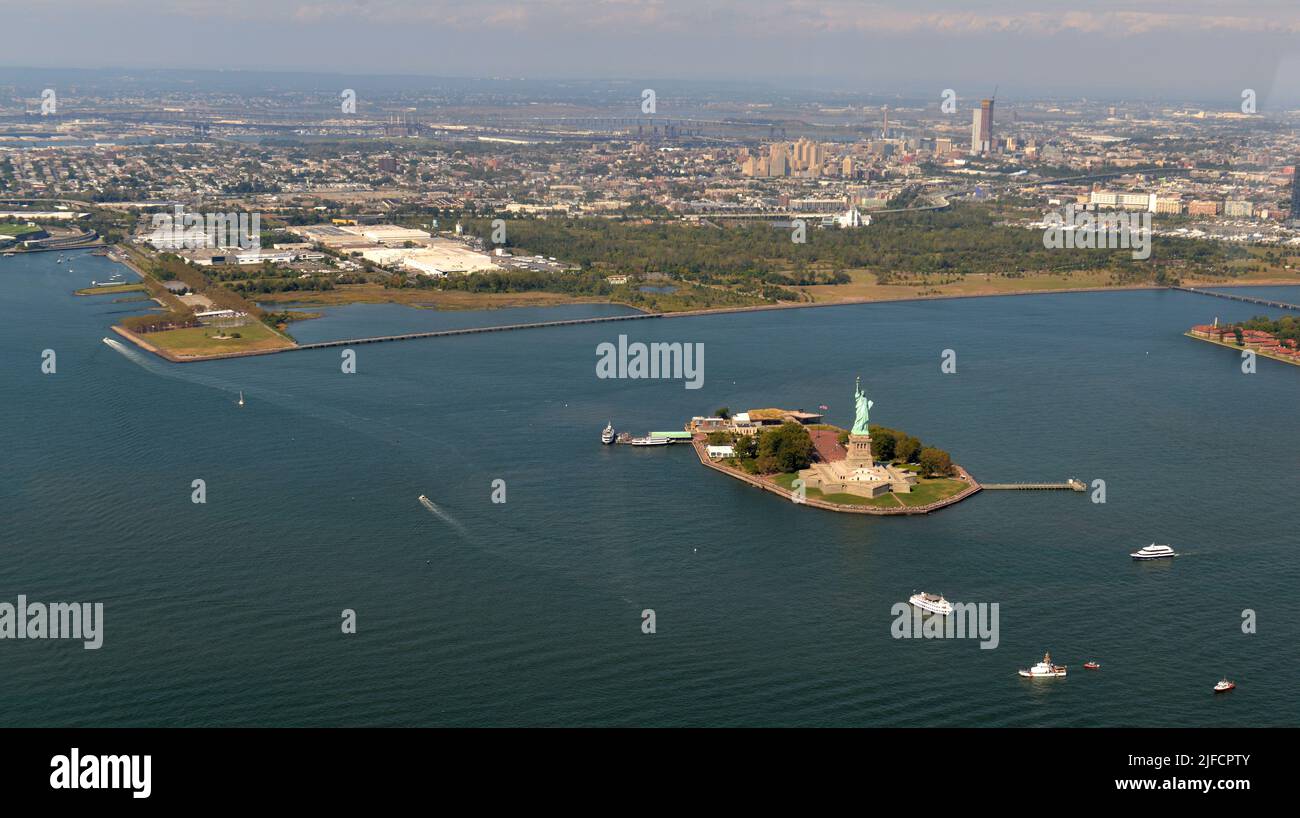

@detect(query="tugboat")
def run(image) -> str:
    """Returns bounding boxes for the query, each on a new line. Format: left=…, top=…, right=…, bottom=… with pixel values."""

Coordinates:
left=601, top=422, right=615, bottom=444
left=1018, top=651, right=1067, bottom=678
left=1213, top=678, right=1236, bottom=693
left=1083, top=661, right=1100, bottom=670
left=1130, top=543, right=1177, bottom=560
left=908, top=591, right=954, bottom=616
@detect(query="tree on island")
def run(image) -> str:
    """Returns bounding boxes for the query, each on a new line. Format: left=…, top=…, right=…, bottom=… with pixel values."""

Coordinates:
left=919, top=447, right=955, bottom=478
left=867, top=426, right=953, bottom=475
left=756, top=423, right=814, bottom=473
left=870, top=428, right=897, bottom=461
left=895, top=435, right=922, bottom=464
left=1233, top=326, right=1244, bottom=345
left=732, top=433, right=758, bottom=460
left=714, top=407, right=731, bottom=419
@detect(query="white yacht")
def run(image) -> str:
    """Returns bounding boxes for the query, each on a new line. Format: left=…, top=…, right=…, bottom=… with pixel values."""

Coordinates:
left=1018, top=651, right=1067, bottom=678
left=601, top=422, right=615, bottom=444
left=908, top=591, right=954, bottom=616
left=1130, top=543, right=1177, bottom=560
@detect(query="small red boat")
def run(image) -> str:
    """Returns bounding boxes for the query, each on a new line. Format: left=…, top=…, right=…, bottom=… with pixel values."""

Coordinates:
left=1083, top=661, right=1100, bottom=670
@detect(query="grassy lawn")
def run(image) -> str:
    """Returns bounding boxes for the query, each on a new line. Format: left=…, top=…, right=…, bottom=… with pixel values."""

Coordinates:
left=256, top=283, right=622, bottom=312
left=769, top=471, right=966, bottom=507
left=135, top=321, right=295, bottom=357
left=75, top=283, right=146, bottom=296
left=895, top=478, right=969, bottom=507
left=799, top=268, right=1124, bottom=304
left=0, top=223, right=40, bottom=236
left=818, top=491, right=902, bottom=507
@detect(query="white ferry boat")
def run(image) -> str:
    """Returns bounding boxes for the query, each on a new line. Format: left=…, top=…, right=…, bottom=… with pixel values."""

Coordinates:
left=1130, top=543, right=1177, bottom=561
left=1018, top=651, right=1067, bottom=678
left=630, top=436, right=671, bottom=447
left=908, top=591, right=954, bottom=616
left=601, top=423, right=615, bottom=444
left=1214, top=678, right=1236, bottom=693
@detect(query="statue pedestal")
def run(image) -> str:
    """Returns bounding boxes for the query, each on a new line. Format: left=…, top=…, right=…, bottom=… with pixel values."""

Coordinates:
left=845, top=433, right=873, bottom=467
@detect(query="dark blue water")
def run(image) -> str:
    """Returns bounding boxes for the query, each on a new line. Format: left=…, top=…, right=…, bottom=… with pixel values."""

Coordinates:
left=2, top=250, right=1297, bottom=726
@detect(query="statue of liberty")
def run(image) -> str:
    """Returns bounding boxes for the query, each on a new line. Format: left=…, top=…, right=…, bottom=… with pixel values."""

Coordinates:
left=852, top=376, right=873, bottom=436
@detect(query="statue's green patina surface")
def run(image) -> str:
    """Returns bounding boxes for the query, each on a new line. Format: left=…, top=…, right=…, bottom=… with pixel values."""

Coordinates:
left=852, top=376, right=873, bottom=436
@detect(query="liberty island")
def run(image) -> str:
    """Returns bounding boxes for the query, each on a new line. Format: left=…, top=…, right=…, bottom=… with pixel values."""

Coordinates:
left=686, top=375, right=979, bottom=514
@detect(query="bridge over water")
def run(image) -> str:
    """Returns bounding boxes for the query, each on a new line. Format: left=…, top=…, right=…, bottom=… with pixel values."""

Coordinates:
left=1172, top=286, right=1300, bottom=312
left=289, top=312, right=660, bottom=352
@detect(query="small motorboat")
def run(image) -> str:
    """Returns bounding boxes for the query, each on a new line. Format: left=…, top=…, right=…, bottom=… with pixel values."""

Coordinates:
left=237, top=391, right=245, bottom=407
left=1213, top=679, right=1236, bottom=693
left=1083, top=661, right=1100, bottom=670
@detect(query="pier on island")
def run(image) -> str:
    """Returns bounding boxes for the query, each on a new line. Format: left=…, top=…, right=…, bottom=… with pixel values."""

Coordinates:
left=981, top=479, right=1087, bottom=491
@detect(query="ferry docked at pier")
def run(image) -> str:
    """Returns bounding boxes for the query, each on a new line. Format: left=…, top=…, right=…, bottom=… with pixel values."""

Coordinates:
left=908, top=591, right=954, bottom=616
left=629, top=436, right=671, bottom=447
left=1018, top=652, right=1067, bottom=678
left=1130, top=543, right=1177, bottom=560
left=601, top=423, right=615, bottom=444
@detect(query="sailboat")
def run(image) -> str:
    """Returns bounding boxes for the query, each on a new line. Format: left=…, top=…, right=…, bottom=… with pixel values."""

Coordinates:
left=237, top=391, right=245, bottom=407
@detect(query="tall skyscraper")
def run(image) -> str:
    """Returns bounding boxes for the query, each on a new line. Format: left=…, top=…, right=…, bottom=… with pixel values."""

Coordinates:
left=971, top=98, right=994, bottom=155
left=881, top=106, right=889, bottom=139
left=768, top=142, right=788, bottom=177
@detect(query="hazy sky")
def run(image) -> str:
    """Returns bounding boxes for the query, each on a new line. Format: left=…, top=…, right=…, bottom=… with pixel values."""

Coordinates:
left=4, top=1, right=1300, bottom=101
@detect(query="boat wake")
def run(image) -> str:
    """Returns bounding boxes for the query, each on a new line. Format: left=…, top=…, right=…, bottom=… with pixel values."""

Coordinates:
left=418, top=494, right=467, bottom=536
left=102, top=336, right=163, bottom=372
left=103, top=336, right=239, bottom=393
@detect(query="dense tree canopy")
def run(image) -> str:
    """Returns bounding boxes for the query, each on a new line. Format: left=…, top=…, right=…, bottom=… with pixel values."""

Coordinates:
left=755, top=423, right=815, bottom=474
